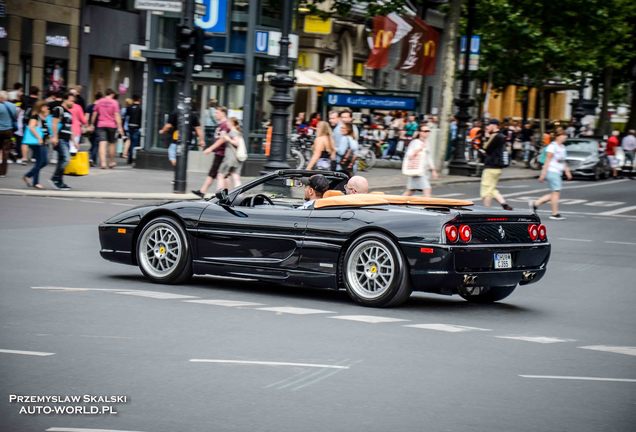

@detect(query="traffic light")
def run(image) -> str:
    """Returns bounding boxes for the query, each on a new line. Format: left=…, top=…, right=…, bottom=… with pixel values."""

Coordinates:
left=193, top=27, right=213, bottom=73
left=176, top=25, right=194, bottom=61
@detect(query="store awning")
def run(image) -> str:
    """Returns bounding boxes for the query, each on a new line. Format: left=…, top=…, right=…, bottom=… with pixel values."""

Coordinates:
left=295, top=69, right=366, bottom=90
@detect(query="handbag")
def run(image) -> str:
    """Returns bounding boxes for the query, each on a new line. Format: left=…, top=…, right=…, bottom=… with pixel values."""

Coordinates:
left=22, top=123, right=44, bottom=145
left=402, top=140, right=427, bottom=176
left=339, top=137, right=358, bottom=169
left=235, top=135, right=248, bottom=162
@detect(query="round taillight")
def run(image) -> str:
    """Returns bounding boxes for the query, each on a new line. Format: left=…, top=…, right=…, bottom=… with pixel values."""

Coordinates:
left=459, top=224, right=472, bottom=243
left=528, top=224, right=539, bottom=241
left=538, top=224, right=547, bottom=241
left=445, top=225, right=458, bottom=243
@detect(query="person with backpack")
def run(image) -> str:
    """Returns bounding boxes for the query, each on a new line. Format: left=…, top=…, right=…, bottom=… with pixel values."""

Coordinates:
left=479, top=118, right=513, bottom=210
left=0, top=90, right=18, bottom=177
left=49, top=92, right=75, bottom=190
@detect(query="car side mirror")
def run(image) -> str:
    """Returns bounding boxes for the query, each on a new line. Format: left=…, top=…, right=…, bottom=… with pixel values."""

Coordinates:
left=215, top=188, right=229, bottom=204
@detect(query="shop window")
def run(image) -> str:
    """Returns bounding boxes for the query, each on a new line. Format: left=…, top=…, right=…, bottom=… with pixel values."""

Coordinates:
left=258, top=0, right=283, bottom=28
left=44, top=59, right=68, bottom=93
left=157, top=17, right=178, bottom=50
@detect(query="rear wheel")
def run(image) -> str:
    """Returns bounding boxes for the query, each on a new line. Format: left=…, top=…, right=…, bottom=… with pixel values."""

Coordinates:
left=136, top=216, right=192, bottom=284
left=341, top=232, right=411, bottom=307
left=457, top=285, right=516, bottom=303
left=290, top=148, right=305, bottom=169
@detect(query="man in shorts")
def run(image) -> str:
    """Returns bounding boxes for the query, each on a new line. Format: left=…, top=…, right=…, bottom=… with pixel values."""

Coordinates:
left=479, top=119, right=513, bottom=210
left=91, top=88, right=124, bottom=169
left=192, top=106, right=229, bottom=197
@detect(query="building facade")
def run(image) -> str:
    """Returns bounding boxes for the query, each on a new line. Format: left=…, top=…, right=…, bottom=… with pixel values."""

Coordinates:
left=2, top=0, right=81, bottom=93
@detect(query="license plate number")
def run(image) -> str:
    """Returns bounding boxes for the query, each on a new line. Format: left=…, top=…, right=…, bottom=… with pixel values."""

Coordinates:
left=494, top=253, right=512, bottom=269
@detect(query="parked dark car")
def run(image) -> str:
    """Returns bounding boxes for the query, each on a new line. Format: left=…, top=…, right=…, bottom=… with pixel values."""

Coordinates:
left=99, top=170, right=551, bottom=307
left=564, top=138, right=611, bottom=180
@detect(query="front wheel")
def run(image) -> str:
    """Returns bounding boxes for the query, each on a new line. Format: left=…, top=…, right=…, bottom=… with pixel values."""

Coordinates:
left=457, top=285, right=516, bottom=303
left=341, top=232, right=411, bottom=307
left=136, top=216, right=192, bottom=284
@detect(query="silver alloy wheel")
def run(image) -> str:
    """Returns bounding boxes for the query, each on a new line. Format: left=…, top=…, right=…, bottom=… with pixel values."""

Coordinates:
left=138, top=222, right=183, bottom=279
left=346, top=239, right=395, bottom=300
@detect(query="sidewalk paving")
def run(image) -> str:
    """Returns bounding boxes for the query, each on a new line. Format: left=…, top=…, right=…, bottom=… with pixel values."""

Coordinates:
left=0, top=158, right=538, bottom=200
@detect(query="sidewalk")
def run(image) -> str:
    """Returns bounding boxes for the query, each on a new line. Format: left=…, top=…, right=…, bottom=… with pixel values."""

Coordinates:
left=0, top=158, right=538, bottom=200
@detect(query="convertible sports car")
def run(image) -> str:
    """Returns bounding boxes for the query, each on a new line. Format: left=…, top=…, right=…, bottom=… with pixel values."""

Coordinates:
left=99, top=170, right=551, bottom=307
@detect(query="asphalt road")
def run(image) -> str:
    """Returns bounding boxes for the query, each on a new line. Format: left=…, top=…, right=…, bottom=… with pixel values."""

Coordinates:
left=1, top=177, right=635, bottom=432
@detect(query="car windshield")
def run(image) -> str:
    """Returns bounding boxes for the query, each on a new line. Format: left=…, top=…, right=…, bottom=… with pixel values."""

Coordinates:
left=230, top=173, right=347, bottom=207
left=565, top=140, right=597, bottom=154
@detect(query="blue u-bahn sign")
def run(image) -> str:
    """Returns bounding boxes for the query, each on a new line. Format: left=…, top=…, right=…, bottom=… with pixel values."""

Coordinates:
left=195, top=0, right=227, bottom=33
left=326, top=93, right=417, bottom=110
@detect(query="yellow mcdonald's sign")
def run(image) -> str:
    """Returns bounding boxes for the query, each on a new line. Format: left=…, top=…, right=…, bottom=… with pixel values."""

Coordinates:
left=374, top=30, right=394, bottom=49
left=423, top=40, right=436, bottom=57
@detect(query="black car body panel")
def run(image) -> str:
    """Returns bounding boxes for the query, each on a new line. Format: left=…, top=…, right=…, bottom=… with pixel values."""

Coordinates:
left=99, top=170, right=551, bottom=299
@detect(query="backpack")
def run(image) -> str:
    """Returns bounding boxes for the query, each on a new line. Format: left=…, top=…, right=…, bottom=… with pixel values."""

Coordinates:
left=235, top=135, right=248, bottom=162
left=538, top=146, right=548, bottom=165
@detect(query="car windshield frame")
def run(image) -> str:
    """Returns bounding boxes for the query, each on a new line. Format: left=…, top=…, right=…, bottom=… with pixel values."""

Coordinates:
left=224, top=170, right=349, bottom=207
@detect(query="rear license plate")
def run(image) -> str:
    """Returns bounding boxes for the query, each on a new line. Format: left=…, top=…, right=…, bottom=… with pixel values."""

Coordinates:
left=494, top=253, right=512, bottom=269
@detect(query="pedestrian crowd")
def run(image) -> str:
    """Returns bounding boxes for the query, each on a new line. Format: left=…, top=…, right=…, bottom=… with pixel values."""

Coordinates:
left=0, top=81, right=143, bottom=190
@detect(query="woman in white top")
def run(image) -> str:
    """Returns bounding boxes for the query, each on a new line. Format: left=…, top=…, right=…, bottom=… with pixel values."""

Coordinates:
left=402, top=124, right=439, bottom=197
left=529, top=127, right=572, bottom=220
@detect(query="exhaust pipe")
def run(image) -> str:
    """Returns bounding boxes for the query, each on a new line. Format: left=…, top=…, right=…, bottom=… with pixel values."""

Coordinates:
left=522, top=271, right=536, bottom=282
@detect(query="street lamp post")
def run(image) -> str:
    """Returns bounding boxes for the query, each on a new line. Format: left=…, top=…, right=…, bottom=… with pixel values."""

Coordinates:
left=572, top=79, right=586, bottom=137
left=448, top=0, right=476, bottom=176
left=263, top=0, right=296, bottom=171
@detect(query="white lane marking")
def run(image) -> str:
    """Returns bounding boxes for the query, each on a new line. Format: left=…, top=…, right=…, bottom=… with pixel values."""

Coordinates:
left=465, top=179, right=630, bottom=201
left=495, top=336, right=575, bottom=344
left=329, top=315, right=408, bottom=324
left=404, top=324, right=491, bottom=333
left=0, top=349, right=55, bottom=356
left=255, top=306, right=335, bottom=315
left=47, top=197, right=73, bottom=201
left=519, top=375, right=636, bottom=383
left=184, top=299, right=265, bottom=307
left=79, top=200, right=105, bottom=204
left=579, top=345, right=636, bottom=357
left=110, top=202, right=135, bottom=207
left=598, top=205, right=636, bottom=216
left=116, top=290, right=199, bottom=300
left=557, top=238, right=593, bottom=242
left=32, top=287, right=122, bottom=292
left=190, top=359, right=349, bottom=369
left=291, top=368, right=348, bottom=391
left=47, top=428, right=147, bottom=432
left=605, top=241, right=636, bottom=246
left=584, top=201, right=624, bottom=207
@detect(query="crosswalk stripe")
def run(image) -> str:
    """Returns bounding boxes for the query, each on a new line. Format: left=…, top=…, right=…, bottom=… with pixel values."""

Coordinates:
left=0, top=349, right=55, bottom=356
left=519, top=375, right=636, bottom=383
left=116, top=291, right=198, bottom=300
left=495, top=336, right=575, bottom=344
left=404, top=324, right=491, bottom=332
left=598, top=205, right=636, bottom=216
left=578, top=345, right=636, bottom=357
left=329, top=315, right=408, bottom=324
left=255, top=306, right=335, bottom=315
left=184, top=299, right=265, bottom=307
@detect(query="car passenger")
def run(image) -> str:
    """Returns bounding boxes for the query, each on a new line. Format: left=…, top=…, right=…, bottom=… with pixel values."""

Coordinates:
left=300, top=174, right=330, bottom=209
left=345, top=175, right=369, bottom=194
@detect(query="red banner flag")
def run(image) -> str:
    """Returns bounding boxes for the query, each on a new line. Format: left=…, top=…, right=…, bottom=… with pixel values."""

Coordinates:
left=395, top=17, right=439, bottom=76
left=366, top=16, right=397, bottom=70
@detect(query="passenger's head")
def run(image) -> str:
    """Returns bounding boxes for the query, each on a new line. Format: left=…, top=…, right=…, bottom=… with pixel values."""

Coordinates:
left=345, top=176, right=369, bottom=195
left=302, top=174, right=330, bottom=201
